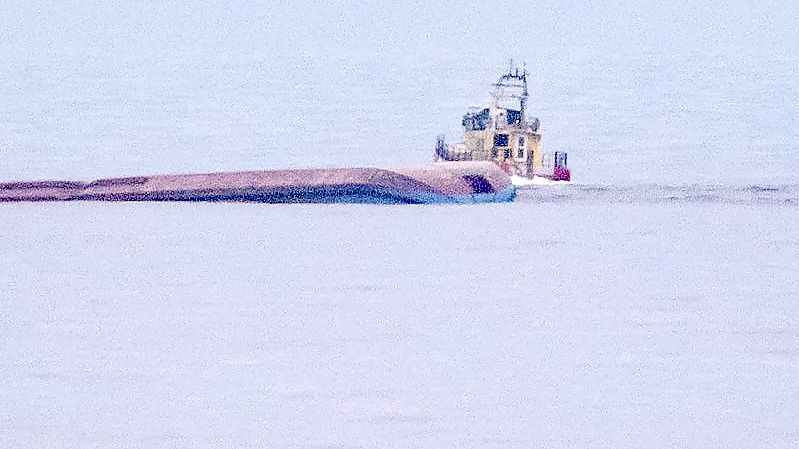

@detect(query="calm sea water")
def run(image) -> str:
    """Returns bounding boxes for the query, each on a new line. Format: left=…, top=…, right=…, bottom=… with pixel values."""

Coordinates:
left=2, top=1, right=799, bottom=447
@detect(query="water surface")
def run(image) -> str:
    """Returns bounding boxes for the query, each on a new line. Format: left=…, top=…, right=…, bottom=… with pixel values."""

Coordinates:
left=2, top=1, right=799, bottom=447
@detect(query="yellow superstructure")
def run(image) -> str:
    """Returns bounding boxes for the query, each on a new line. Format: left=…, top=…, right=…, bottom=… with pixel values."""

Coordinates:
left=435, top=66, right=551, bottom=179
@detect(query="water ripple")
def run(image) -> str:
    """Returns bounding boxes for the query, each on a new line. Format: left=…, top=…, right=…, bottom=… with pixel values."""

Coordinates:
left=516, top=184, right=799, bottom=206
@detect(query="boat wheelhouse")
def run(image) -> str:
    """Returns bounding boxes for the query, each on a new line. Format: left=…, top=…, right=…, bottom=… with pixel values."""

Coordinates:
left=435, top=65, right=571, bottom=182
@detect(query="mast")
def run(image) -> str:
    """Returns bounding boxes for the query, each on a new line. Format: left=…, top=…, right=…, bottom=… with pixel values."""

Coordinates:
left=492, top=63, right=529, bottom=125
left=519, top=65, right=528, bottom=125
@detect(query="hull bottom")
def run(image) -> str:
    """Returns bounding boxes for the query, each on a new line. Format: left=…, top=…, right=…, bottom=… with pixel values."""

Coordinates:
left=1, top=162, right=515, bottom=205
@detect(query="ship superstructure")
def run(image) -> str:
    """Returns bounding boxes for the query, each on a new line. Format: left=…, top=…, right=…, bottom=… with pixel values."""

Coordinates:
left=435, top=65, right=570, bottom=181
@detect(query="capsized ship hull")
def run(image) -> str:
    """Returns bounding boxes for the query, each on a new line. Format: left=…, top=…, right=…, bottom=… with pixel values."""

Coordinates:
left=0, top=162, right=514, bottom=205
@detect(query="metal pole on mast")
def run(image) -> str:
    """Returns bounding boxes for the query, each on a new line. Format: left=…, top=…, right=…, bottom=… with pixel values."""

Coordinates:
left=520, top=62, right=528, bottom=124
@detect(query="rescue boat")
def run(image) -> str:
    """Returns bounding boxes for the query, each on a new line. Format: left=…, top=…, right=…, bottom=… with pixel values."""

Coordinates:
left=434, top=64, right=571, bottom=182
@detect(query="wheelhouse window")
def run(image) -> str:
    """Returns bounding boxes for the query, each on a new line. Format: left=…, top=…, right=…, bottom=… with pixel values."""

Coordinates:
left=494, top=134, right=509, bottom=147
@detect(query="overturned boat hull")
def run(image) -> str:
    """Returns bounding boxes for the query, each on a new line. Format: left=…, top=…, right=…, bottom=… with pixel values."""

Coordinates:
left=0, top=162, right=515, bottom=205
